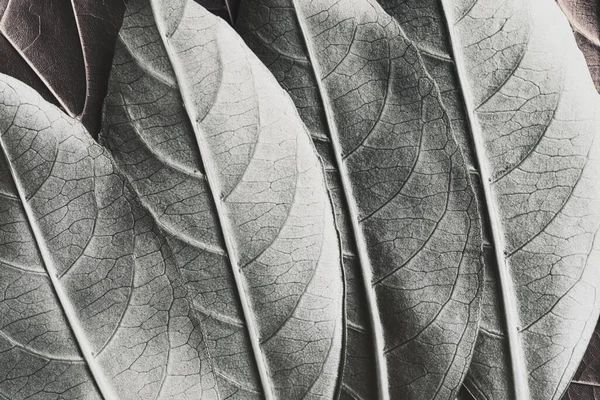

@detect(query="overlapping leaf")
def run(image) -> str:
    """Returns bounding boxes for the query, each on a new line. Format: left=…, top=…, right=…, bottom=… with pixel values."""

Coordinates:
left=237, top=1, right=484, bottom=399
left=0, top=73, right=219, bottom=399
left=0, top=0, right=127, bottom=134
left=0, top=0, right=59, bottom=108
left=562, top=320, right=600, bottom=399
left=555, top=2, right=600, bottom=394
left=449, top=0, right=600, bottom=397
left=237, top=0, right=600, bottom=399
left=99, top=0, right=343, bottom=399
left=374, top=0, right=600, bottom=398
left=0, top=0, right=599, bottom=399
left=558, top=0, right=600, bottom=91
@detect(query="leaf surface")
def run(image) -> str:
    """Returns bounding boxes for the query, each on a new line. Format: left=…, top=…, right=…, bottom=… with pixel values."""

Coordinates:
left=0, top=73, right=219, bottom=399
left=555, top=3, right=600, bottom=395
left=377, top=0, right=600, bottom=398
left=558, top=0, right=600, bottom=91
left=0, top=0, right=127, bottom=134
left=561, top=320, right=600, bottom=399
left=99, top=0, right=344, bottom=399
left=236, top=1, right=484, bottom=399
left=0, top=0, right=59, bottom=108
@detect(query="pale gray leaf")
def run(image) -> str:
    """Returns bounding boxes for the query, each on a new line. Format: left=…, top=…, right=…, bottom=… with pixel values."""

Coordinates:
left=0, top=74, right=218, bottom=399
left=376, top=0, right=600, bottom=398
left=100, top=0, right=344, bottom=399
left=236, top=1, right=484, bottom=399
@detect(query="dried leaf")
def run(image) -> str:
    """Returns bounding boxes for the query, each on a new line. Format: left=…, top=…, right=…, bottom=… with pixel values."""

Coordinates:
left=0, top=0, right=127, bottom=134
left=558, top=0, right=600, bottom=91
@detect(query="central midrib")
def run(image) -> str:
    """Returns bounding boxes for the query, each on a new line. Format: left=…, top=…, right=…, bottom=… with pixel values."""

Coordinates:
left=439, top=1, right=530, bottom=399
left=0, top=133, right=112, bottom=399
left=150, top=2, right=275, bottom=399
left=288, top=1, right=390, bottom=399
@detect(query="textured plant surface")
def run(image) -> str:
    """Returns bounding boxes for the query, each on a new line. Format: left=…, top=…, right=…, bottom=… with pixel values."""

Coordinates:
left=0, top=0, right=599, bottom=399
left=237, top=1, right=485, bottom=398
left=237, top=0, right=600, bottom=398
left=559, top=0, right=600, bottom=91
left=544, top=1, right=600, bottom=398
left=100, top=1, right=345, bottom=398
left=0, top=0, right=126, bottom=134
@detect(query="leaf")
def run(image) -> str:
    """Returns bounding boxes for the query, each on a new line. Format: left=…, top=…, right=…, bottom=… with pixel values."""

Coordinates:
left=236, top=1, right=484, bottom=399
left=237, top=0, right=600, bottom=399
left=0, top=0, right=127, bottom=134
left=0, top=0, right=59, bottom=108
left=373, top=0, right=600, bottom=398
left=562, top=320, right=600, bottom=399
left=558, top=0, right=600, bottom=92
left=195, top=0, right=240, bottom=24
left=0, top=73, right=219, bottom=399
left=556, top=10, right=600, bottom=396
left=99, top=0, right=344, bottom=399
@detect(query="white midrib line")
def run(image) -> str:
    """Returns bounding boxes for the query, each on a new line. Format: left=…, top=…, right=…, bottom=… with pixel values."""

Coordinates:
left=223, top=0, right=234, bottom=25
left=0, top=137, right=115, bottom=400
left=149, top=3, right=274, bottom=399
left=440, top=2, right=530, bottom=399
left=69, top=0, right=89, bottom=120
left=289, top=2, right=389, bottom=399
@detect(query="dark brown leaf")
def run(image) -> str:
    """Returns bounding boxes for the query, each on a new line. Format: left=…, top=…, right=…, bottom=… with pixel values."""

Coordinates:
left=0, top=0, right=126, bottom=134
left=562, top=320, right=600, bottom=399
left=69, top=0, right=127, bottom=132
left=0, top=0, right=58, bottom=107
left=1, top=1, right=86, bottom=117
left=559, top=0, right=600, bottom=91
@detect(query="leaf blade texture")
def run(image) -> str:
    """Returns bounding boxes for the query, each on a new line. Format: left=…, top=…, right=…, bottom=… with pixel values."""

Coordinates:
left=236, top=1, right=485, bottom=399
left=0, top=0, right=127, bottom=134
left=0, top=0, right=59, bottom=108
left=451, top=0, right=600, bottom=397
left=558, top=0, right=600, bottom=92
left=561, top=320, right=600, bottom=399
left=555, top=1, right=600, bottom=391
left=377, top=0, right=600, bottom=398
left=0, top=73, right=220, bottom=399
left=99, top=0, right=344, bottom=399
